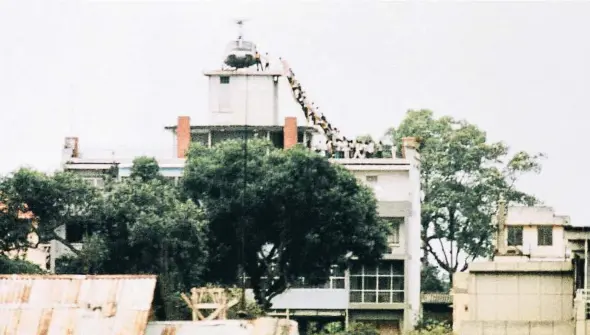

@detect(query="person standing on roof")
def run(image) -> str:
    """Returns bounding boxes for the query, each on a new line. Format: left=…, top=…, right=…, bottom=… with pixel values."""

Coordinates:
left=255, top=51, right=262, bottom=71
left=265, top=53, right=270, bottom=70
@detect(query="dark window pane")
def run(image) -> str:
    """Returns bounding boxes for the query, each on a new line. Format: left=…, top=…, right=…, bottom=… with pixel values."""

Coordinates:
left=350, top=276, right=363, bottom=290
left=364, top=277, right=377, bottom=290
left=392, top=277, right=404, bottom=291
left=378, top=277, right=391, bottom=291
left=392, top=261, right=404, bottom=275
left=190, top=133, right=208, bottom=146
left=297, top=131, right=304, bottom=143
left=66, top=223, right=87, bottom=243
left=331, top=265, right=345, bottom=277
left=220, top=76, right=230, bottom=84
left=332, top=278, right=345, bottom=289
left=363, top=292, right=377, bottom=303
left=507, top=226, right=523, bottom=246
left=364, top=265, right=377, bottom=275
left=537, top=226, right=553, bottom=246
left=378, top=292, right=391, bottom=303
left=350, top=291, right=362, bottom=303
left=392, top=292, right=404, bottom=303
left=378, top=264, right=391, bottom=275
left=350, top=263, right=362, bottom=275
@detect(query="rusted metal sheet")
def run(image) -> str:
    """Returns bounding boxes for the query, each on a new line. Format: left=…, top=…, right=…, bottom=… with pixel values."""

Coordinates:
left=145, top=318, right=299, bottom=335
left=0, top=274, right=157, bottom=335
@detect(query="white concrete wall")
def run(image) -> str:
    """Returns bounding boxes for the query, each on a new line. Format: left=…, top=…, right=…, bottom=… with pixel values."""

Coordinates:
left=354, top=170, right=412, bottom=202
left=405, top=150, right=422, bottom=330
left=504, top=205, right=569, bottom=259
left=208, top=74, right=279, bottom=126
left=521, top=226, right=567, bottom=259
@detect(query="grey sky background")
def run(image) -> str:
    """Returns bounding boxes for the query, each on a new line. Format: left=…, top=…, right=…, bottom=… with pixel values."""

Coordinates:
left=1, top=1, right=588, bottom=225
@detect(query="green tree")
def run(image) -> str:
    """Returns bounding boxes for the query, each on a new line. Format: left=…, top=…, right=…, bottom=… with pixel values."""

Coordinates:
left=421, top=263, right=449, bottom=293
left=391, top=110, right=543, bottom=279
left=130, top=156, right=162, bottom=182
left=58, top=171, right=209, bottom=320
left=310, top=322, right=379, bottom=335
left=356, top=134, right=374, bottom=143
left=182, top=139, right=389, bottom=309
left=408, top=321, right=455, bottom=335
left=0, top=168, right=99, bottom=256
left=1, top=165, right=207, bottom=319
left=0, top=255, right=45, bottom=274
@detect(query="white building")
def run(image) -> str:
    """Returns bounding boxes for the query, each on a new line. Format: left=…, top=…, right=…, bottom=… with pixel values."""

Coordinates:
left=56, top=46, right=423, bottom=334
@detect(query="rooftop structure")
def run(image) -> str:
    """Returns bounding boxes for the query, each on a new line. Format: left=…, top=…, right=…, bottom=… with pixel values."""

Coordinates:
left=453, top=203, right=590, bottom=335
left=55, top=31, right=422, bottom=334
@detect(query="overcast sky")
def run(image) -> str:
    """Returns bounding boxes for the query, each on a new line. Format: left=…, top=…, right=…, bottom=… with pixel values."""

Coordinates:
left=1, top=1, right=589, bottom=225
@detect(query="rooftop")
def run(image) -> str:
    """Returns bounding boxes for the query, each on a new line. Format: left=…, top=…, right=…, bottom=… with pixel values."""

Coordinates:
left=164, top=124, right=317, bottom=134
left=203, top=69, right=284, bottom=77
left=506, top=205, right=571, bottom=226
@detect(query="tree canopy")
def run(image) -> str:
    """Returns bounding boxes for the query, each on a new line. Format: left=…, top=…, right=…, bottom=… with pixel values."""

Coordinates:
left=391, top=110, right=543, bottom=278
left=0, top=161, right=208, bottom=319
left=0, top=169, right=100, bottom=255
left=182, top=139, right=389, bottom=308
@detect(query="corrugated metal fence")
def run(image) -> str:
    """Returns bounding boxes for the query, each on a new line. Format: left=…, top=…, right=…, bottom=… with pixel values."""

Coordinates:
left=0, top=274, right=157, bottom=335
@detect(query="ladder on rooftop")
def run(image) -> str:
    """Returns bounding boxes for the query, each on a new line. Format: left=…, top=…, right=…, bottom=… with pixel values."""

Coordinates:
left=280, top=59, right=338, bottom=147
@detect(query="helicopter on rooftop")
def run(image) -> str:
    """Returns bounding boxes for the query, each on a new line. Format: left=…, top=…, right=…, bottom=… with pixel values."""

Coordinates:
left=223, top=19, right=258, bottom=69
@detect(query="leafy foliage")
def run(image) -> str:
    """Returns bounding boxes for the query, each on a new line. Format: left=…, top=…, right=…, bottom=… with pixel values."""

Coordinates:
left=65, top=171, right=208, bottom=319
left=0, top=169, right=99, bottom=256
left=182, top=139, right=388, bottom=308
left=130, top=156, right=163, bottom=182
left=391, top=110, right=544, bottom=277
left=310, top=322, right=379, bottom=335
left=408, top=321, right=455, bottom=335
left=1, top=163, right=208, bottom=320
left=0, top=255, right=45, bottom=274
left=421, top=263, right=450, bottom=293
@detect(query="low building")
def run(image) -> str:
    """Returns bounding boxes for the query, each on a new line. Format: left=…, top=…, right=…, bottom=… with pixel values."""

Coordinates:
left=453, top=203, right=580, bottom=335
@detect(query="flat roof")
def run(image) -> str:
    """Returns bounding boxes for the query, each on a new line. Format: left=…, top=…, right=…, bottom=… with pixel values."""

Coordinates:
left=203, top=69, right=284, bottom=77
left=165, top=124, right=317, bottom=134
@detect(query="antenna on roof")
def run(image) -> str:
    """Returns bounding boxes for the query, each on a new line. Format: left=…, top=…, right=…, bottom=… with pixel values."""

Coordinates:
left=234, top=18, right=249, bottom=40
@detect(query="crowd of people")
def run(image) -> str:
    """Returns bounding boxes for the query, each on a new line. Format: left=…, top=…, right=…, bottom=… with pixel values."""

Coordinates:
left=312, top=138, right=389, bottom=159
left=281, top=59, right=393, bottom=159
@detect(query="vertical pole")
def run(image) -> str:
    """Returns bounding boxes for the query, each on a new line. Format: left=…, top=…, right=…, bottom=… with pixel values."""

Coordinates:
left=239, top=75, right=249, bottom=311
left=585, top=239, right=588, bottom=291
left=345, top=309, right=349, bottom=330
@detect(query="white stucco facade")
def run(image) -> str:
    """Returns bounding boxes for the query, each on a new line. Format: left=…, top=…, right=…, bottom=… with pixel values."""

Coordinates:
left=205, top=70, right=282, bottom=126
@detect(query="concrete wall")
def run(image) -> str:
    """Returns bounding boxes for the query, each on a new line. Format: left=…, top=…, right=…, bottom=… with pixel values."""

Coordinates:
left=505, top=225, right=568, bottom=259
left=454, top=263, right=575, bottom=335
left=468, top=272, right=573, bottom=322
left=208, top=73, right=280, bottom=126
left=459, top=321, right=574, bottom=335
left=354, top=170, right=411, bottom=202
left=504, top=206, right=570, bottom=259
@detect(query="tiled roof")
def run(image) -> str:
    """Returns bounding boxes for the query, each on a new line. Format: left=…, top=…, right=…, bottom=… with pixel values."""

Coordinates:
left=421, top=292, right=452, bottom=304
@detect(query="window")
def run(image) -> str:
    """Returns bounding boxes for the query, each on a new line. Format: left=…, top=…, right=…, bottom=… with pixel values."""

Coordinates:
left=537, top=226, right=553, bottom=246
left=349, top=261, right=404, bottom=304
left=507, top=226, right=523, bottom=246
left=220, top=76, right=230, bottom=84
left=65, top=222, right=91, bottom=243
left=366, top=175, right=378, bottom=182
left=328, top=265, right=345, bottom=289
left=384, top=218, right=402, bottom=253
